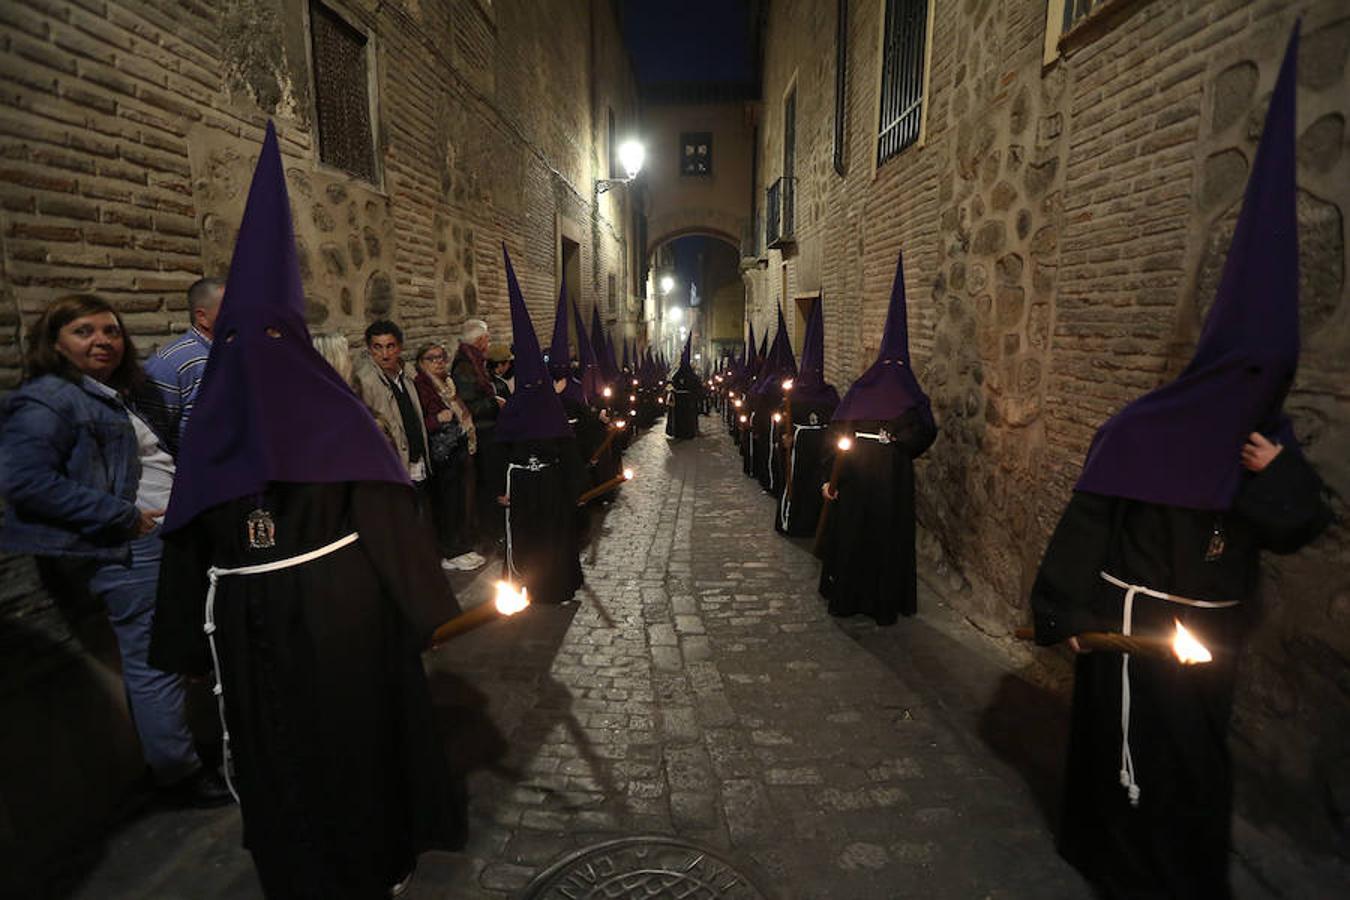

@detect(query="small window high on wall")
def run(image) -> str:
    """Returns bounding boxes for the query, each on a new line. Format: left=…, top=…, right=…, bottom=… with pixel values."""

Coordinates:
left=876, top=0, right=931, bottom=167
left=310, top=1, right=378, bottom=183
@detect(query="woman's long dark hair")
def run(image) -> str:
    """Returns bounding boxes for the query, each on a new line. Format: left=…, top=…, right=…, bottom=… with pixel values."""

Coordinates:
left=26, top=294, right=144, bottom=392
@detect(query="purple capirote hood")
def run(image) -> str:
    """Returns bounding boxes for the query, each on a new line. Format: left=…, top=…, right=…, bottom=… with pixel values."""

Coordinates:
left=163, top=121, right=407, bottom=534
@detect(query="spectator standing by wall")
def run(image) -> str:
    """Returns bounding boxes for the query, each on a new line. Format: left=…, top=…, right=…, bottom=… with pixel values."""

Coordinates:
left=452, top=319, right=506, bottom=554
left=414, top=343, right=483, bottom=571
left=353, top=320, right=433, bottom=513
left=143, top=278, right=224, bottom=452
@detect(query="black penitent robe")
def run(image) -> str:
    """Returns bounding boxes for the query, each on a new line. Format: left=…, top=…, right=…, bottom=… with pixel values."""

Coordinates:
left=1030, top=451, right=1330, bottom=899
left=150, top=482, right=466, bottom=899
left=749, top=394, right=778, bottom=488
left=818, top=410, right=937, bottom=625
left=504, top=438, right=585, bottom=605
left=775, top=403, right=837, bottom=536
left=666, top=371, right=700, bottom=439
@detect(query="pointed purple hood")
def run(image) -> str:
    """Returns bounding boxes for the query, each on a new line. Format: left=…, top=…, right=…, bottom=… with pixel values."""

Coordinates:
left=163, top=122, right=406, bottom=534
left=547, top=284, right=585, bottom=405
left=1075, top=24, right=1302, bottom=511
left=791, top=298, right=839, bottom=408
left=832, top=251, right=932, bottom=424
left=571, top=298, right=604, bottom=403
left=495, top=245, right=573, bottom=442
left=751, top=305, right=798, bottom=396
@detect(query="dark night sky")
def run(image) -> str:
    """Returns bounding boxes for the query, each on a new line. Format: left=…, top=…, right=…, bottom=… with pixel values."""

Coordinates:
left=622, top=0, right=754, bottom=86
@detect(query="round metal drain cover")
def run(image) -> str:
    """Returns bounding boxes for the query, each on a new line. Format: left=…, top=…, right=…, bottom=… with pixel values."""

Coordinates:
left=520, top=835, right=770, bottom=899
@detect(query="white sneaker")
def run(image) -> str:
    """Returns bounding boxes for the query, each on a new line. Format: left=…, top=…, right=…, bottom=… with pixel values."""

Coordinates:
left=449, top=552, right=485, bottom=571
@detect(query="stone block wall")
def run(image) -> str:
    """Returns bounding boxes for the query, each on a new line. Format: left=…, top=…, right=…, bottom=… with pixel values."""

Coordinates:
left=748, top=0, right=1348, bottom=869
left=0, top=0, right=638, bottom=884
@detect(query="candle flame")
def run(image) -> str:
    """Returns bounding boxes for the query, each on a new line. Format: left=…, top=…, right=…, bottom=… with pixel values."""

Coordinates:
left=629, top=408, right=637, bottom=416
left=772, top=413, right=782, bottom=423
left=622, top=468, right=634, bottom=480
left=837, top=436, right=853, bottom=451
left=739, top=415, right=748, bottom=423
left=614, top=419, right=627, bottom=429
left=631, top=378, right=639, bottom=386
left=494, top=581, right=529, bottom=615
left=733, top=399, right=742, bottom=408
left=781, top=378, right=794, bottom=390
left=602, top=387, right=613, bottom=398
left=1172, top=620, right=1212, bottom=665
left=629, top=394, right=636, bottom=402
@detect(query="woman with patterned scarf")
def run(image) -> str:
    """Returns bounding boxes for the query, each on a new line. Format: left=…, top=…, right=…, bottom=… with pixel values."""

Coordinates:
left=415, top=342, right=484, bottom=571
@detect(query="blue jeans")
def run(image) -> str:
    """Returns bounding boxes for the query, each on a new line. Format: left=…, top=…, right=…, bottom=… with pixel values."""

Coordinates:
left=89, top=532, right=201, bottom=785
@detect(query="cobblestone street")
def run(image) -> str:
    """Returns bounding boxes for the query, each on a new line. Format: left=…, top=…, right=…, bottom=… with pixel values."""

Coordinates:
left=66, top=420, right=1096, bottom=899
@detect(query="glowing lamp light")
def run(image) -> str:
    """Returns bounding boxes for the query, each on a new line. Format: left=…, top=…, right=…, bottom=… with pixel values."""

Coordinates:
left=739, top=414, right=748, bottom=423
left=772, top=413, right=782, bottom=423
left=615, top=419, right=627, bottom=429
left=1172, top=620, right=1212, bottom=665
left=602, top=386, right=613, bottom=399
left=629, top=408, right=637, bottom=416
left=622, top=468, right=635, bottom=481
left=837, top=436, right=853, bottom=452
left=629, top=394, right=637, bottom=402
left=781, top=378, right=795, bottom=391
left=632, top=378, right=639, bottom=386
left=494, top=581, right=529, bottom=616
left=733, top=398, right=742, bottom=408
left=617, top=140, right=645, bottom=181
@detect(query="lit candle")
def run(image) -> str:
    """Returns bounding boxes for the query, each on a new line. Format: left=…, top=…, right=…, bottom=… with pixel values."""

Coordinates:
left=431, top=581, right=530, bottom=645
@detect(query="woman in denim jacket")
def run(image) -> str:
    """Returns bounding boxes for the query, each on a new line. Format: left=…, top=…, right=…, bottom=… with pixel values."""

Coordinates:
left=0, top=294, right=228, bottom=807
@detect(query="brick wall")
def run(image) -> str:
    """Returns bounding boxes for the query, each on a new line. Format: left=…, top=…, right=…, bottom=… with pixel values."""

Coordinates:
left=749, top=0, right=1349, bottom=875
left=0, top=0, right=638, bottom=884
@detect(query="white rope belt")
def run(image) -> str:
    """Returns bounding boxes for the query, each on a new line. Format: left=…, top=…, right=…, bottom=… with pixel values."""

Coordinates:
left=203, top=532, right=360, bottom=804
left=779, top=424, right=826, bottom=529
left=853, top=430, right=892, bottom=444
left=505, top=461, right=553, bottom=578
left=1100, top=570, right=1237, bottom=808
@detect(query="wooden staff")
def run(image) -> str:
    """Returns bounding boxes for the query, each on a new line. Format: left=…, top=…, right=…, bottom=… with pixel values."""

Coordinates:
left=811, top=436, right=852, bottom=558
left=588, top=420, right=626, bottom=466
left=577, top=468, right=633, bottom=505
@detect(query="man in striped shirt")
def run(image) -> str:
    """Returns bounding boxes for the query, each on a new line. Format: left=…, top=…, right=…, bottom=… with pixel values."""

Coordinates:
left=144, top=277, right=224, bottom=452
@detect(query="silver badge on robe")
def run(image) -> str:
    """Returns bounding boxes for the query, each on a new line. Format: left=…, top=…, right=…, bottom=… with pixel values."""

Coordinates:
left=808, top=412, right=820, bottom=425
left=877, top=428, right=894, bottom=444
left=246, top=508, right=276, bottom=549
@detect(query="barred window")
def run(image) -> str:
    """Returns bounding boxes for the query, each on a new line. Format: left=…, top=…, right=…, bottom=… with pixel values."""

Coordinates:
left=1060, top=0, right=1105, bottom=31
left=833, top=0, right=848, bottom=176
left=680, top=132, right=713, bottom=176
left=310, top=1, right=377, bottom=182
left=876, top=0, right=930, bottom=166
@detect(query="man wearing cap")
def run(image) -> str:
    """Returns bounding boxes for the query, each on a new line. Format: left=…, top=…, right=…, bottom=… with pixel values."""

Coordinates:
left=487, top=343, right=514, bottom=402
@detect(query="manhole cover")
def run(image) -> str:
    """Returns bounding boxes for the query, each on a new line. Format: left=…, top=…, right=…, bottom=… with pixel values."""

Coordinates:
left=519, top=835, right=770, bottom=899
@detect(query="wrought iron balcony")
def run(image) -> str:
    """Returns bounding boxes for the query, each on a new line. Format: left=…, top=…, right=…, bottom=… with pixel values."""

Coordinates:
left=766, top=176, right=795, bottom=249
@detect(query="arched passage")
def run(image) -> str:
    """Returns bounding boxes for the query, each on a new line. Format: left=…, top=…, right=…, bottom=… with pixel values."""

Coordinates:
left=647, top=231, right=746, bottom=368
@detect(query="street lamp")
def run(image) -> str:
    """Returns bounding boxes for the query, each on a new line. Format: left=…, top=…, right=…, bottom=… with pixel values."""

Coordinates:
left=660, top=275, right=675, bottom=295
left=598, top=139, right=645, bottom=192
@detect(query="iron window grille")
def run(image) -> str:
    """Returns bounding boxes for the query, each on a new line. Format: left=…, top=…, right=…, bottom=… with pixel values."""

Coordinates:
left=876, top=0, right=929, bottom=167
left=310, top=1, right=377, bottom=183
